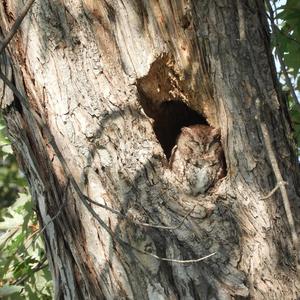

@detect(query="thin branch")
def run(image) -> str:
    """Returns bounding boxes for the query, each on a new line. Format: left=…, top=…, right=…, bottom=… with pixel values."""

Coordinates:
left=13, top=255, right=48, bottom=286
left=269, top=0, right=300, bottom=48
left=86, top=196, right=195, bottom=230
left=278, top=30, right=300, bottom=47
left=256, top=98, right=300, bottom=272
left=84, top=197, right=128, bottom=217
left=261, top=181, right=288, bottom=200
left=0, top=227, right=19, bottom=251
left=133, top=206, right=195, bottom=230
left=9, top=182, right=69, bottom=259
left=0, top=0, right=36, bottom=54
left=266, top=0, right=300, bottom=113
left=0, top=69, right=45, bottom=130
left=82, top=192, right=216, bottom=264
left=23, top=182, right=69, bottom=252
left=134, top=251, right=216, bottom=264
left=0, top=70, right=28, bottom=108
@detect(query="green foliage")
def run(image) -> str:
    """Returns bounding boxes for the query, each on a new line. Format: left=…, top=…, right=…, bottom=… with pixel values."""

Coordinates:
left=0, top=117, right=53, bottom=299
left=271, top=0, right=300, bottom=151
left=276, top=0, right=300, bottom=77
left=0, top=118, right=27, bottom=208
left=0, top=193, right=53, bottom=299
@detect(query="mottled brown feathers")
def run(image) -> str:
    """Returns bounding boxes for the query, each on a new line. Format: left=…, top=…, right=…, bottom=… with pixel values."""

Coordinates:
left=170, top=124, right=225, bottom=195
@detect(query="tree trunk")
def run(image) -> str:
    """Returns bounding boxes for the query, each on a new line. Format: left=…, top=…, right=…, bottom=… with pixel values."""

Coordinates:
left=1, top=0, right=300, bottom=299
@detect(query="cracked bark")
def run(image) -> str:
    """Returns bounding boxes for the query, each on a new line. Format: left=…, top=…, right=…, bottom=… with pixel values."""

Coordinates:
left=1, top=0, right=300, bottom=299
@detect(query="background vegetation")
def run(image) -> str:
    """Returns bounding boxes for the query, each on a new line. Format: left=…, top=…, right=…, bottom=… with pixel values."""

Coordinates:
left=0, top=0, right=299, bottom=298
left=0, top=118, right=52, bottom=298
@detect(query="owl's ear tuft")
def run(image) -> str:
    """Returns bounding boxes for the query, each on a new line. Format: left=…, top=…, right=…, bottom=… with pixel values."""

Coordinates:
left=181, top=127, right=193, bottom=134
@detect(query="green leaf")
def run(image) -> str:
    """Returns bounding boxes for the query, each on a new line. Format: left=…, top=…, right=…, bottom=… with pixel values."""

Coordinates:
left=0, top=213, right=23, bottom=230
left=0, top=115, right=53, bottom=298
left=1, top=144, right=13, bottom=155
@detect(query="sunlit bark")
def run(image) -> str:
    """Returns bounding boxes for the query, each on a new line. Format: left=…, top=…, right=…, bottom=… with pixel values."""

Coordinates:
left=1, top=0, right=300, bottom=299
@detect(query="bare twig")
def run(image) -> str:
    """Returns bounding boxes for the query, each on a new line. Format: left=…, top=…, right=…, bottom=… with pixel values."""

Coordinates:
left=9, top=181, right=69, bottom=258
left=23, top=182, right=69, bottom=252
left=13, top=255, right=48, bottom=286
left=0, top=227, right=19, bottom=251
left=266, top=0, right=300, bottom=113
left=0, top=0, right=36, bottom=54
left=134, top=251, right=216, bottom=264
left=133, top=206, right=195, bottom=230
left=86, top=196, right=195, bottom=230
left=256, top=98, right=300, bottom=272
left=276, top=30, right=300, bottom=47
left=261, top=181, right=288, bottom=200
left=82, top=192, right=216, bottom=264
left=0, top=70, right=29, bottom=109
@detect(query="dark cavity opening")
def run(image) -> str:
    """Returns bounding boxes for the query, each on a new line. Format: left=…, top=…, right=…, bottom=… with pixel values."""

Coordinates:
left=151, top=100, right=207, bottom=159
left=136, top=55, right=208, bottom=160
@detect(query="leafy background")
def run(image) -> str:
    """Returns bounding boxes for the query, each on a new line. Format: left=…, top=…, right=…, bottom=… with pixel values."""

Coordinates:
left=0, top=0, right=299, bottom=298
left=0, top=117, right=52, bottom=299
left=272, top=0, right=300, bottom=151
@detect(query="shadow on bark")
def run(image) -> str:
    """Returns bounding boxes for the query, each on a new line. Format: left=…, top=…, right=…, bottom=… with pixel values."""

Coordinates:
left=77, top=103, right=248, bottom=299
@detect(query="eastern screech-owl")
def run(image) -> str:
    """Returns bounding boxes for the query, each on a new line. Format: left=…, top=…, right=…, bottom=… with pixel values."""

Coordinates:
left=170, top=124, right=225, bottom=196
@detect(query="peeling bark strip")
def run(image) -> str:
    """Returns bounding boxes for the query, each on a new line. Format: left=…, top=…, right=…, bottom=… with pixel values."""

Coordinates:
left=1, top=0, right=300, bottom=299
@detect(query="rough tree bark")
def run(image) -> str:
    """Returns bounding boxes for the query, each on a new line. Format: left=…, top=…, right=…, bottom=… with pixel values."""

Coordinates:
left=1, top=0, right=300, bottom=299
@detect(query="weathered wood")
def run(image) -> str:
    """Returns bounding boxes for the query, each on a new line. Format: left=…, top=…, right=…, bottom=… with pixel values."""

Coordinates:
left=1, top=0, right=300, bottom=299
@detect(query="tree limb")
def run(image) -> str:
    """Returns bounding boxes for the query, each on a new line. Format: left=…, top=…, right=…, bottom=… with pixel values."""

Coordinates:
left=256, top=98, right=300, bottom=273
left=261, top=181, right=288, bottom=200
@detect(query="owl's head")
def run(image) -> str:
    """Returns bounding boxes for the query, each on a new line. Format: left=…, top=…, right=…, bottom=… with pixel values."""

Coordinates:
left=178, top=125, right=220, bottom=154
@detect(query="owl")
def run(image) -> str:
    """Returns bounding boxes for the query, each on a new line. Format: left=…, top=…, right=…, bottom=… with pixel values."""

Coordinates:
left=170, top=124, right=225, bottom=196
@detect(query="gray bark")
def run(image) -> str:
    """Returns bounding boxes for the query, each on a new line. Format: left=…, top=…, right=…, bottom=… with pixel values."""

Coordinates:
left=1, top=0, right=300, bottom=299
